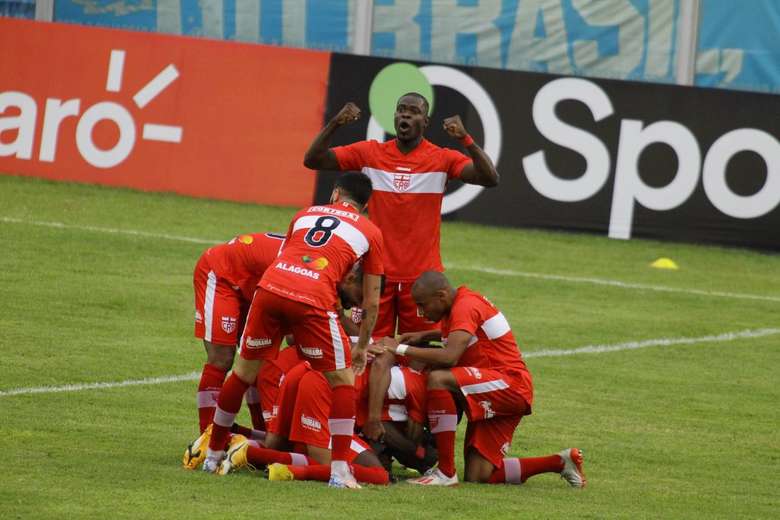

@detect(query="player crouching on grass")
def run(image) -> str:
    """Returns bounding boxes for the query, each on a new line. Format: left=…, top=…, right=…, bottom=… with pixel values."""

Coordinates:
left=381, top=271, right=586, bottom=487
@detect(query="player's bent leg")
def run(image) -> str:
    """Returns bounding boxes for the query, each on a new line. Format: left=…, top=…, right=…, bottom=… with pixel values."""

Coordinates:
left=196, top=341, right=236, bottom=432
left=486, top=449, right=586, bottom=488
left=464, top=447, right=496, bottom=483
left=203, top=357, right=264, bottom=473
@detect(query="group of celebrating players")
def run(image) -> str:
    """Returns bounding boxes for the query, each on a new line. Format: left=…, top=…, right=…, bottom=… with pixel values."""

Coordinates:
left=182, top=92, right=586, bottom=489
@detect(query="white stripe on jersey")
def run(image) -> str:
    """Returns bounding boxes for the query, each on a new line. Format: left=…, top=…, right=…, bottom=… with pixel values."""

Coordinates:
left=387, top=366, right=408, bottom=400
left=363, top=167, right=448, bottom=194
left=204, top=270, right=217, bottom=342
left=293, top=214, right=369, bottom=257
left=482, top=312, right=511, bottom=339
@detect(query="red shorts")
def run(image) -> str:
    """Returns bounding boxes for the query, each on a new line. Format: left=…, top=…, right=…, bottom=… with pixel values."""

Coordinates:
left=374, top=281, right=440, bottom=337
left=238, top=289, right=352, bottom=372
left=265, top=361, right=310, bottom=438
left=288, top=371, right=369, bottom=462
left=452, top=367, right=530, bottom=468
left=256, top=347, right=301, bottom=423
left=193, top=255, right=248, bottom=346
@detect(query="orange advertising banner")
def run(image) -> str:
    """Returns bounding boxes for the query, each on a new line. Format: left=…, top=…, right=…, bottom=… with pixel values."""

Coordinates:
left=0, top=19, right=329, bottom=206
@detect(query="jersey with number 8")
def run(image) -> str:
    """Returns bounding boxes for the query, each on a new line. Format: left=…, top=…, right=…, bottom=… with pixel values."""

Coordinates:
left=258, top=202, right=384, bottom=310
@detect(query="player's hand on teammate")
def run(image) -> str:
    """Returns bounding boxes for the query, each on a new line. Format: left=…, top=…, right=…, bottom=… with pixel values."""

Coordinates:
left=365, top=342, right=384, bottom=362
left=333, top=102, right=361, bottom=126
left=362, top=418, right=386, bottom=442
left=396, top=331, right=429, bottom=346
left=352, top=344, right=368, bottom=375
left=442, top=115, right=467, bottom=139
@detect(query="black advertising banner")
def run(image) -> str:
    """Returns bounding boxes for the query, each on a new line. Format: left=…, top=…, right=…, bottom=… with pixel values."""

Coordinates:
left=316, top=53, right=780, bottom=251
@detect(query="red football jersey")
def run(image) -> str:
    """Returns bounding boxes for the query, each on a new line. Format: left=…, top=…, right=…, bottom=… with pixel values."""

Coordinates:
left=259, top=202, right=384, bottom=310
left=332, top=139, right=470, bottom=282
left=441, top=286, right=533, bottom=406
left=203, top=232, right=285, bottom=301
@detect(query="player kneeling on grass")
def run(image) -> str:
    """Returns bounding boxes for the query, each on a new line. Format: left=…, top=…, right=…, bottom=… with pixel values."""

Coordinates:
left=382, top=271, right=586, bottom=487
left=219, top=367, right=390, bottom=486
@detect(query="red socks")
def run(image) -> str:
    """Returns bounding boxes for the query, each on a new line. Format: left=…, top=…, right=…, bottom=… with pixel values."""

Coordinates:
left=427, top=389, right=458, bottom=477
left=288, top=464, right=389, bottom=485
left=208, top=373, right=249, bottom=452
left=197, top=363, right=226, bottom=432
left=328, top=385, right=356, bottom=462
left=247, top=446, right=313, bottom=467
left=488, top=455, right=564, bottom=484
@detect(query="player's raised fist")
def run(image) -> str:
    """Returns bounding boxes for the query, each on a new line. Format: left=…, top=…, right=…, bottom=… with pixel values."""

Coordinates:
left=333, top=102, right=361, bottom=126
left=442, top=115, right=467, bottom=139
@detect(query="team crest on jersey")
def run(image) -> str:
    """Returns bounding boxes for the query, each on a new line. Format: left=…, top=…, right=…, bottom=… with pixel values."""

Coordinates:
left=221, top=316, right=237, bottom=334
left=393, top=173, right=412, bottom=192
left=479, top=400, right=496, bottom=419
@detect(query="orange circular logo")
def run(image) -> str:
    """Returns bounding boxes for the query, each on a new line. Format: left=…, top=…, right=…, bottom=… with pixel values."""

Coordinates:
left=238, top=235, right=254, bottom=244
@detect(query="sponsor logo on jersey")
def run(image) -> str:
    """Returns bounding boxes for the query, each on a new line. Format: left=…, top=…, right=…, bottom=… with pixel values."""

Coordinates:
left=302, top=255, right=329, bottom=270
left=245, top=336, right=272, bottom=348
left=194, top=310, right=203, bottom=322
left=300, top=414, right=322, bottom=431
left=395, top=166, right=412, bottom=172
left=275, top=262, right=320, bottom=280
left=479, top=400, right=496, bottom=419
left=238, top=234, right=254, bottom=244
left=466, top=367, right=483, bottom=380
left=221, top=316, right=237, bottom=334
left=393, top=173, right=412, bottom=192
left=300, top=346, right=324, bottom=359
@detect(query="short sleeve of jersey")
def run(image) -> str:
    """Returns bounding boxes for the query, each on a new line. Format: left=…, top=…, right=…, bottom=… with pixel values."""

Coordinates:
left=443, top=148, right=472, bottom=180
left=447, top=294, right=483, bottom=336
left=361, top=227, right=384, bottom=275
left=332, top=140, right=374, bottom=171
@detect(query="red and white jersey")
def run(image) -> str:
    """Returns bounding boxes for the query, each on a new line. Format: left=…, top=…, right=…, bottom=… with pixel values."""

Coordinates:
left=333, top=139, right=470, bottom=282
left=356, top=365, right=427, bottom=426
left=441, top=286, right=533, bottom=406
left=259, top=202, right=384, bottom=310
left=202, top=232, right=285, bottom=301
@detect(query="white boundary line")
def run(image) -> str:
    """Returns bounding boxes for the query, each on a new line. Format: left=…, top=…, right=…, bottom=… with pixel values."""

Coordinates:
left=447, top=264, right=780, bottom=304
left=2, top=328, right=777, bottom=398
left=3, top=215, right=779, bottom=304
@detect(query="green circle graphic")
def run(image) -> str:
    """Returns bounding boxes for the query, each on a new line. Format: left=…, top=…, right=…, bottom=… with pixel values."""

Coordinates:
left=368, top=63, right=434, bottom=135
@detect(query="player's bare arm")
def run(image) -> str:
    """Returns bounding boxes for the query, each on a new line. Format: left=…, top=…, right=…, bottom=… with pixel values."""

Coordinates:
left=353, top=272, right=381, bottom=375
left=303, top=102, right=361, bottom=171
left=443, top=115, right=499, bottom=187
left=384, top=330, right=471, bottom=367
left=397, top=329, right=442, bottom=345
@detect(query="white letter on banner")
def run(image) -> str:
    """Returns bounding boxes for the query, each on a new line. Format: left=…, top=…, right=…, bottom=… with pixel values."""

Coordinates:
left=523, top=78, right=613, bottom=202
left=431, top=0, right=502, bottom=67
left=506, top=0, right=572, bottom=74
left=609, top=120, right=701, bottom=239
left=39, top=99, right=81, bottom=163
left=76, top=102, right=136, bottom=169
left=373, top=0, right=422, bottom=59
left=0, top=91, right=37, bottom=160
left=702, top=129, right=780, bottom=219
left=571, top=0, right=643, bottom=77
left=282, top=0, right=307, bottom=47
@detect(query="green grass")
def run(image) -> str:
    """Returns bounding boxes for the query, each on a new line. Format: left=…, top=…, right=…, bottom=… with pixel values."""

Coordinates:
left=1, top=175, right=778, bottom=519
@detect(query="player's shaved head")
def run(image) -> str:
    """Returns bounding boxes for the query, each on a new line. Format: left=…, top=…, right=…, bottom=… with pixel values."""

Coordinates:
left=398, top=92, right=429, bottom=115
left=412, top=271, right=451, bottom=296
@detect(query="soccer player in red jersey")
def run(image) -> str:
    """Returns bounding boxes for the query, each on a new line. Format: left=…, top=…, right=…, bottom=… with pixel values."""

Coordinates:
left=201, top=173, right=384, bottom=489
left=304, top=93, right=499, bottom=442
left=192, top=232, right=285, bottom=433
left=383, top=272, right=587, bottom=488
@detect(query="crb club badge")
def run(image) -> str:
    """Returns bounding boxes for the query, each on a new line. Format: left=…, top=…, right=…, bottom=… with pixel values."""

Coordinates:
left=221, top=316, right=237, bottom=334
left=393, top=173, right=412, bottom=192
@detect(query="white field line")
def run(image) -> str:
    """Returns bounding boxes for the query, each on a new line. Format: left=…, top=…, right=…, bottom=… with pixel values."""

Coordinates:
left=447, top=264, right=780, bottom=304
left=2, top=328, right=777, bottom=398
left=2, top=215, right=778, bottom=304
left=0, top=216, right=220, bottom=245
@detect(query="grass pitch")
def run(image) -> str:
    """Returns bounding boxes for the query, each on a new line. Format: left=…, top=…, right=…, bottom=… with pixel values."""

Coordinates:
left=1, top=175, right=778, bottom=519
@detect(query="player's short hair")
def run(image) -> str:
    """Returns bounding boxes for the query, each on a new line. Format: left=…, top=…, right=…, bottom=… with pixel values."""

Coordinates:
left=398, top=92, right=430, bottom=115
left=335, top=172, right=373, bottom=207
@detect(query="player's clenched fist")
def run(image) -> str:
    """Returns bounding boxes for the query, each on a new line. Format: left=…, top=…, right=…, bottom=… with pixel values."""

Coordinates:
left=333, top=102, right=361, bottom=126
left=442, top=115, right=467, bottom=139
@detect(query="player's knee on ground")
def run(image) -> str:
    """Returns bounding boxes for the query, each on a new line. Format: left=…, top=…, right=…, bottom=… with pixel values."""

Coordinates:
left=203, top=341, right=235, bottom=371
left=464, top=448, right=495, bottom=483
